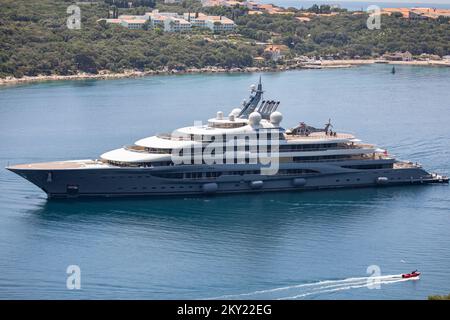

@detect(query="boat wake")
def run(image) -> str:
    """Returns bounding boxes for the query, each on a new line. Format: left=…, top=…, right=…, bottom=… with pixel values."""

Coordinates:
left=207, top=274, right=418, bottom=300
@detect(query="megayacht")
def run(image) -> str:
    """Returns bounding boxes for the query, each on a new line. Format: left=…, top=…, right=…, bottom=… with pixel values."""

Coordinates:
left=7, top=79, right=448, bottom=198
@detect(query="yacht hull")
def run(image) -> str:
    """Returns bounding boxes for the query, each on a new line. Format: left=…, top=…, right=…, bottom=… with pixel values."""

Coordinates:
left=7, top=164, right=448, bottom=199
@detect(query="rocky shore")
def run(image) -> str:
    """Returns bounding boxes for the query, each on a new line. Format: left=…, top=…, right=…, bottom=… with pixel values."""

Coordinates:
left=1, top=59, right=449, bottom=86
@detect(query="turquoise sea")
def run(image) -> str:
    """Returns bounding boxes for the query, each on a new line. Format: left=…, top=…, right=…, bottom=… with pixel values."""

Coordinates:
left=0, top=64, right=449, bottom=299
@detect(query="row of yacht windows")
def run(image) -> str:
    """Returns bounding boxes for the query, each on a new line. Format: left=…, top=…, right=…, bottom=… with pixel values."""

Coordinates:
left=293, top=155, right=354, bottom=162
left=188, top=132, right=284, bottom=142
left=98, top=168, right=398, bottom=182
left=208, top=122, right=247, bottom=129
left=150, top=169, right=319, bottom=180
left=279, top=143, right=340, bottom=151
left=146, top=148, right=172, bottom=154
left=141, top=142, right=346, bottom=156
left=342, top=164, right=393, bottom=170
left=106, top=160, right=172, bottom=167
left=160, top=131, right=284, bottom=142
left=107, top=154, right=386, bottom=167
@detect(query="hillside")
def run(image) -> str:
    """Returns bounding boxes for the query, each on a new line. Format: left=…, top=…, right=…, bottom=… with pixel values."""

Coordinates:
left=0, top=0, right=449, bottom=78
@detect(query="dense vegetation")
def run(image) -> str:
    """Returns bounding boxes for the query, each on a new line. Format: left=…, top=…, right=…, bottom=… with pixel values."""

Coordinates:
left=0, top=0, right=255, bottom=77
left=235, top=13, right=450, bottom=57
left=0, top=0, right=449, bottom=78
left=428, top=293, right=450, bottom=300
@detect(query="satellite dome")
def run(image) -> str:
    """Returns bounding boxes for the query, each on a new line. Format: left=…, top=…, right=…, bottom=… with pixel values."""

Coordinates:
left=270, top=111, right=283, bottom=126
left=248, top=112, right=262, bottom=126
left=230, top=108, right=241, bottom=117
left=250, top=84, right=256, bottom=91
left=216, top=111, right=223, bottom=120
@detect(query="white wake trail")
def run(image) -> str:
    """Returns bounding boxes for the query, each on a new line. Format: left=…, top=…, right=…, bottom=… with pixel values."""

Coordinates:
left=278, top=278, right=413, bottom=300
left=207, top=274, right=404, bottom=300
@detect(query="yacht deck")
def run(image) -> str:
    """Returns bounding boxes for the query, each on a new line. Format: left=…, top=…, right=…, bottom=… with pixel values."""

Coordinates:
left=394, top=161, right=421, bottom=169
left=284, top=132, right=355, bottom=140
left=7, top=160, right=109, bottom=170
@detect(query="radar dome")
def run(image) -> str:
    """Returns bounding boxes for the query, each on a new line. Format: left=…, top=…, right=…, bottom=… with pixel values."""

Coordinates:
left=270, top=111, right=283, bottom=126
left=229, top=108, right=241, bottom=117
left=250, top=84, right=256, bottom=91
left=248, top=112, right=262, bottom=126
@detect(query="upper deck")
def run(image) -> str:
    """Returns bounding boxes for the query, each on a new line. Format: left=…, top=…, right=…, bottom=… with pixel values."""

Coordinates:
left=284, top=131, right=355, bottom=142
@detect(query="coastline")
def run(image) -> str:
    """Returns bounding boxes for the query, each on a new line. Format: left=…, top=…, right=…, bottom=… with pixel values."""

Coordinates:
left=1, top=59, right=449, bottom=86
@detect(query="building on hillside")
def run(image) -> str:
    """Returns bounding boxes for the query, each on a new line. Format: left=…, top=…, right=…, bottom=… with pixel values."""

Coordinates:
left=145, top=10, right=179, bottom=19
left=381, top=8, right=411, bottom=18
left=248, top=10, right=263, bottom=15
left=183, top=12, right=235, bottom=32
left=382, top=51, right=413, bottom=61
left=118, top=15, right=145, bottom=20
left=164, top=17, right=192, bottom=32
left=245, top=1, right=259, bottom=10
left=417, top=53, right=442, bottom=61
left=382, top=7, right=450, bottom=19
left=121, top=19, right=147, bottom=29
left=201, top=0, right=225, bottom=7
left=264, top=44, right=289, bottom=62
left=296, top=17, right=311, bottom=22
left=205, top=16, right=235, bottom=32
left=149, top=15, right=167, bottom=28
left=409, top=10, right=429, bottom=19
left=183, top=12, right=209, bottom=28
left=101, top=9, right=234, bottom=32
left=226, top=0, right=242, bottom=6
left=146, top=10, right=191, bottom=31
left=409, top=7, right=450, bottom=19
left=101, top=18, right=122, bottom=25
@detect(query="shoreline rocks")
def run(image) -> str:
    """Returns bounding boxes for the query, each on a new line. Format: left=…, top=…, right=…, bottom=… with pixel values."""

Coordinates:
left=1, top=59, right=448, bottom=86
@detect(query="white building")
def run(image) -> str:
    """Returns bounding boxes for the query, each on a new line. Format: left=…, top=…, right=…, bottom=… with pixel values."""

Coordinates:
left=121, top=19, right=147, bottom=30
left=148, top=14, right=167, bottom=28
left=146, top=10, right=191, bottom=31
left=102, top=18, right=122, bottom=25
left=183, top=13, right=235, bottom=32
left=183, top=12, right=208, bottom=28
left=106, top=10, right=234, bottom=33
left=205, top=16, right=235, bottom=32
left=118, top=14, right=147, bottom=20
left=164, top=17, right=192, bottom=32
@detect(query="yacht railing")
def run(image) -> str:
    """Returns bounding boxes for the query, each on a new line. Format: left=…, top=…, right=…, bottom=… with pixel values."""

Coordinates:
left=280, top=144, right=374, bottom=153
left=285, top=132, right=355, bottom=140
left=124, top=145, right=147, bottom=153
left=124, top=145, right=171, bottom=154
left=157, top=133, right=192, bottom=141
left=292, top=154, right=393, bottom=163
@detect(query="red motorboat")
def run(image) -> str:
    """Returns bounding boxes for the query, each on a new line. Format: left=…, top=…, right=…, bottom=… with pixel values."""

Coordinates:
left=402, top=270, right=421, bottom=279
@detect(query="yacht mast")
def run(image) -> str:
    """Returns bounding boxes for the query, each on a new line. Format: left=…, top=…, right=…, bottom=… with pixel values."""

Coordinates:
left=238, top=76, right=264, bottom=118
